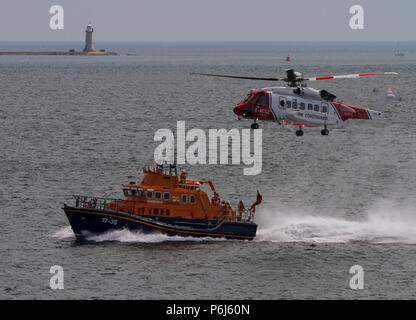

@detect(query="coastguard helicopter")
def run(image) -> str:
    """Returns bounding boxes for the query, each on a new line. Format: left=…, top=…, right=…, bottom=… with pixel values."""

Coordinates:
left=193, top=69, right=397, bottom=136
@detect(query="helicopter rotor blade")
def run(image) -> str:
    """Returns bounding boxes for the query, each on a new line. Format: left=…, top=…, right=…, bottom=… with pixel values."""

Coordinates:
left=190, top=72, right=280, bottom=81
left=305, top=72, right=399, bottom=81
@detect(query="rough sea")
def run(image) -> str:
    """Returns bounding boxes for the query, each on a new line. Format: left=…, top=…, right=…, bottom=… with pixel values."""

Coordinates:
left=1, top=41, right=415, bottom=299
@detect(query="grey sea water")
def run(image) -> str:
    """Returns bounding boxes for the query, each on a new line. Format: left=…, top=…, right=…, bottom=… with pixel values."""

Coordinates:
left=1, top=42, right=416, bottom=299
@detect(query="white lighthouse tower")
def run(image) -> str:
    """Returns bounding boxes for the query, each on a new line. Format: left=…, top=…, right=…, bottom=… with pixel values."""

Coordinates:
left=83, top=24, right=96, bottom=52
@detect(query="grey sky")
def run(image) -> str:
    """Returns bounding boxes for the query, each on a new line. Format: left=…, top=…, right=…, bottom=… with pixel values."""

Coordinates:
left=0, top=0, right=414, bottom=41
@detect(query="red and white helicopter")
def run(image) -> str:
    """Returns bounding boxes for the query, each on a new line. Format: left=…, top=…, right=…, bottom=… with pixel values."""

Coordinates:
left=193, top=69, right=397, bottom=136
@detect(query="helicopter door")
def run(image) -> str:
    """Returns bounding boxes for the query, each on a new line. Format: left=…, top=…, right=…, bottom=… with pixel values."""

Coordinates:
left=279, top=96, right=286, bottom=109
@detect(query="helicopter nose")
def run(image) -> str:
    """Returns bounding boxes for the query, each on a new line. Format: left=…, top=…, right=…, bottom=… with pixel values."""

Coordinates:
left=234, top=104, right=249, bottom=116
left=233, top=104, right=243, bottom=116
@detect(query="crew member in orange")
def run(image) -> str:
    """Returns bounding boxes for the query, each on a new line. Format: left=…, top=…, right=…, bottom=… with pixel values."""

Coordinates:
left=180, top=170, right=187, bottom=184
left=237, top=200, right=245, bottom=221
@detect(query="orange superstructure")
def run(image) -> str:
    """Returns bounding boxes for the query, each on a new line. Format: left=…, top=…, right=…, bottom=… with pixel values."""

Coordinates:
left=106, top=165, right=235, bottom=221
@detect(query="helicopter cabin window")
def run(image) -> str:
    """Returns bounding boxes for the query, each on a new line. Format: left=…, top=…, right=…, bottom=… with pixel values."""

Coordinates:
left=322, top=104, right=328, bottom=113
left=190, top=195, right=195, bottom=204
left=182, top=194, right=187, bottom=204
left=286, top=100, right=291, bottom=108
left=308, top=103, right=313, bottom=111
left=146, top=190, right=153, bottom=199
left=279, top=97, right=286, bottom=108
left=155, top=191, right=162, bottom=200
left=163, top=192, right=170, bottom=201
left=314, top=104, right=320, bottom=112
left=299, top=102, right=305, bottom=110
left=292, top=99, right=298, bottom=109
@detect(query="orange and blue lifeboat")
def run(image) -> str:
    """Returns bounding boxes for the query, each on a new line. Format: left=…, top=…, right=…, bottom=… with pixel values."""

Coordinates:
left=63, top=165, right=258, bottom=240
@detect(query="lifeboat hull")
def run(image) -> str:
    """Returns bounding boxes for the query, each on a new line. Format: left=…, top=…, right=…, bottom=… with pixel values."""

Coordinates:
left=63, top=206, right=257, bottom=241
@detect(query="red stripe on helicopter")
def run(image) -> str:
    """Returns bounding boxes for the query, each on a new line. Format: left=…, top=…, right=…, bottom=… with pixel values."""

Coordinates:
left=315, top=76, right=334, bottom=80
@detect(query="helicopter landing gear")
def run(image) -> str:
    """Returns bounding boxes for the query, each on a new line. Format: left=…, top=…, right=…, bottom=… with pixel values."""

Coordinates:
left=295, top=126, right=304, bottom=136
left=251, top=122, right=260, bottom=130
left=321, top=126, right=329, bottom=136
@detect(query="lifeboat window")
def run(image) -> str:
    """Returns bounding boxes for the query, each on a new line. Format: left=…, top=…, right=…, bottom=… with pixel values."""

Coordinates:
left=299, top=102, right=305, bottom=110
left=164, top=192, right=170, bottom=201
left=123, top=189, right=129, bottom=196
left=322, top=104, right=328, bottom=113
left=190, top=195, right=195, bottom=204
left=166, top=209, right=170, bottom=216
left=138, top=189, right=144, bottom=198
left=256, top=94, right=268, bottom=107
left=292, top=99, right=298, bottom=109
left=155, top=191, right=162, bottom=200
left=146, top=190, right=153, bottom=199
left=132, top=189, right=138, bottom=197
left=308, top=103, right=313, bottom=111
left=182, top=194, right=187, bottom=204
left=314, top=104, right=320, bottom=112
left=154, top=208, right=159, bottom=215
left=160, top=209, right=164, bottom=215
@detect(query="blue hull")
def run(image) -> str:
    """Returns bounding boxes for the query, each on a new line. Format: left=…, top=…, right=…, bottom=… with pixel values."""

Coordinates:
left=63, top=206, right=257, bottom=240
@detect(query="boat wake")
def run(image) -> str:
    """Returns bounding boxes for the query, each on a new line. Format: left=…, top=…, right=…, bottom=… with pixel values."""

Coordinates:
left=256, top=199, right=416, bottom=244
left=52, top=226, right=226, bottom=243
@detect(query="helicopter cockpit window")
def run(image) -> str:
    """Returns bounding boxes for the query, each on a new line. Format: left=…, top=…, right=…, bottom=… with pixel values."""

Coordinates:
left=241, top=94, right=252, bottom=104
left=249, top=95, right=259, bottom=104
left=256, top=94, right=268, bottom=107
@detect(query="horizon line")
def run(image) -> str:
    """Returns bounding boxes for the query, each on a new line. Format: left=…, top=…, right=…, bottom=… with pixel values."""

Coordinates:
left=0, top=40, right=415, bottom=43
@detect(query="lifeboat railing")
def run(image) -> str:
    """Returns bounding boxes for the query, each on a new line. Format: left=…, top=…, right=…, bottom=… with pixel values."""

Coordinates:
left=66, top=195, right=255, bottom=223
left=221, top=208, right=254, bottom=223
left=66, top=195, right=138, bottom=214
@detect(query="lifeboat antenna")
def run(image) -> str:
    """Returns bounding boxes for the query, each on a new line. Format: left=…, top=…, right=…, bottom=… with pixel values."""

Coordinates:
left=169, top=148, right=178, bottom=176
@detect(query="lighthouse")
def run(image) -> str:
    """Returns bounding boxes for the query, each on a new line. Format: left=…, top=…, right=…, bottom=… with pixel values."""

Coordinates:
left=83, top=24, right=96, bottom=52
